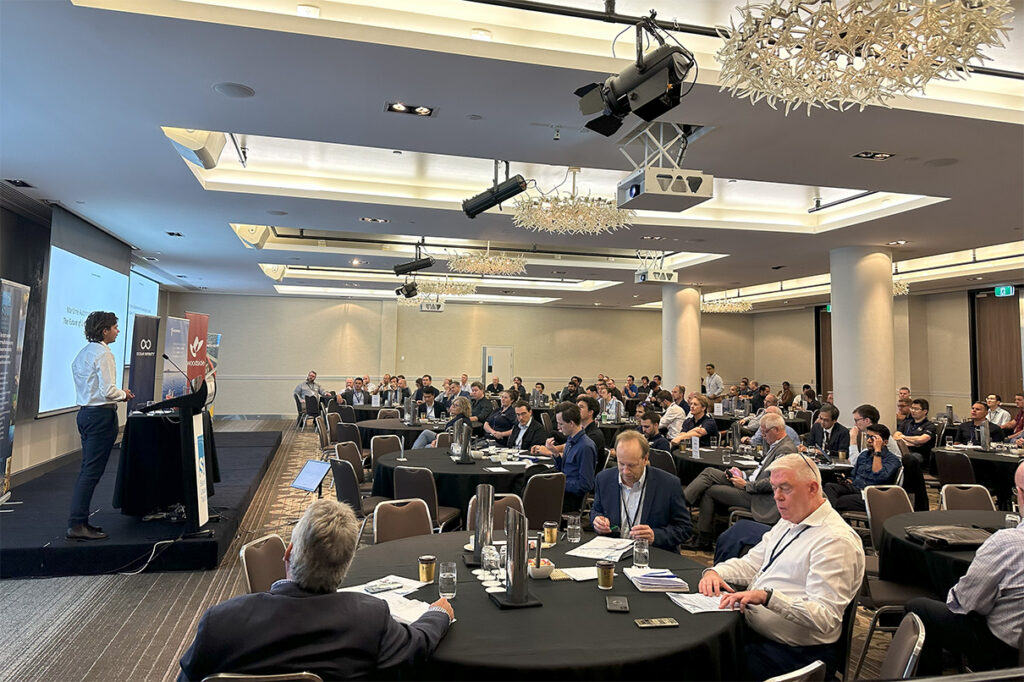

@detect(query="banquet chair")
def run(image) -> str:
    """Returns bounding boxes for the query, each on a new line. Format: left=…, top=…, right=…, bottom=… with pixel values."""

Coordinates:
left=467, top=493, right=524, bottom=531
left=304, top=395, right=321, bottom=427
left=372, top=498, right=433, bottom=544
left=434, top=432, right=452, bottom=450
left=764, top=660, right=825, bottom=682
left=370, top=434, right=402, bottom=473
left=837, top=581, right=863, bottom=680
left=334, top=442, right=371, bottom=493
left=239, top=534, right=286, bottom=593
left=338, top=404, right=357, bottom=425
left=939, top=484, right=996, bottom=511
left=648, top=449, right=677, bottom=477
left=293, top=394, right=307, bottom=429
left=378, top=408, right=400, bottom=420
left=876, top=613, right=926, bottom=680
left=335, top=423, right=362, bottom=457
left=313, top=416, right=333, bottom=459
left=329, top=458, right=387, bottom=539
left=393, top=466, right=460, bottom=532
left=325, top=412, right=342, bottom=444
left=522, top=472, right=565, bottom=530
left=201, top=672, right=323, bottom=682
left=934, top=450, right=976, bottom=486
left=540, top=412, right=553, bottom=434
left=324, top=397, right=340, bottom=415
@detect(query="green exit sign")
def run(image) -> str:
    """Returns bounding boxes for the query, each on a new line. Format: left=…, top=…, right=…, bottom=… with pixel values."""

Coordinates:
left=994, top=285, right=1015, bottom=297
left=826, top=304, right=832, bottom=313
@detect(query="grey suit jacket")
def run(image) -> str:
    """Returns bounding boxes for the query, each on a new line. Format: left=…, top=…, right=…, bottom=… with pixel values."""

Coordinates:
left=748, top=435, right=799, bottom=524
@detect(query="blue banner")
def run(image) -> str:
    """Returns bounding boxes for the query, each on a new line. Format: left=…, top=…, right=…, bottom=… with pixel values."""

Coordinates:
left=162, top=316, right=190, bottom=398
left=127, top=314, right=160, bottom=412
left=0, top=279, right=31, bottom=493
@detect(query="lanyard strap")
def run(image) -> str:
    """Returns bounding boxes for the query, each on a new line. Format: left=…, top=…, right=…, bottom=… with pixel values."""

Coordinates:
left=763, top=525, right=809, bottom=573
left=620, top=475, right=648, bottom=532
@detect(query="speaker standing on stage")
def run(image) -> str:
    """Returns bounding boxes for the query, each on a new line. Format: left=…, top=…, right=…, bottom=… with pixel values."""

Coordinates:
left=68, top=311, right=134, bottom=541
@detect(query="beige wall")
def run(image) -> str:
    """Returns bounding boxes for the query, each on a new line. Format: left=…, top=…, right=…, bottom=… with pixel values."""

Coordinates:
left=919, top=291, right=973, bottom=415
left=752, top=308, right=817, bottom=393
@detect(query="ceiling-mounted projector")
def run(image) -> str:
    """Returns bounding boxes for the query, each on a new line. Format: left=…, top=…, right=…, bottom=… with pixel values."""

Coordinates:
left=163, top=127, right=227, bottom=169
left=617, top=168, right=713, bottom=212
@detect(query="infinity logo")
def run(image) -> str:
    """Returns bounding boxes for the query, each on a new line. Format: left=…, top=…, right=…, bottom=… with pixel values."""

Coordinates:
left=139, top=339, right=152, bottom=350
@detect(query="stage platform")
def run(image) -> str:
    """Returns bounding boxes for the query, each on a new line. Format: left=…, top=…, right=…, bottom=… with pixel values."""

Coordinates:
left=0, top=430, right=282, bottom=579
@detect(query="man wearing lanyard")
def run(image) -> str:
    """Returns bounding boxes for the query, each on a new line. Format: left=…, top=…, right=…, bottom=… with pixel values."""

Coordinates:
left=549, top=402, right=596, bottom=513
left=590, top=431, right=691, bottom=551
left=68, top=311, right=134, bottom=541
left=506, top=401, right=547, bottom=452
left=699, top=454, right=864, bottom=679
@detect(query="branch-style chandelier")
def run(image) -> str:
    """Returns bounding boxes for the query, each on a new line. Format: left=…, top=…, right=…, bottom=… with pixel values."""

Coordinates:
left=447, top=242, right=527, bottom=277
left=701, top=296, right=754, bottom=313
left=512, top=167, right=634, bottom=235
left=893, top=280, right=910, bottom=296
left=716, top=0, right=1014, bottom=114
left=418, top=278, right=477, bottom=297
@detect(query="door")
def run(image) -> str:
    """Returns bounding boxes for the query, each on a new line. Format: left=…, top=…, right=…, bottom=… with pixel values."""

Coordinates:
left=481, top=346, right=513, bottom=388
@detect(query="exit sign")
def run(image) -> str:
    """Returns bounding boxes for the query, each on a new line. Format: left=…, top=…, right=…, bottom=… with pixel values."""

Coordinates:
left=994, top=285, right=1015, bottom=297
left=826, top=304, right=832, bottom=313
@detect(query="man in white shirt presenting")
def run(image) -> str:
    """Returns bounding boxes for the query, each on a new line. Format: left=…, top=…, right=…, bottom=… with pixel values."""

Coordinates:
left=699, top=454, right=864, bottom=679
left=68, top=311, right=134, bottom=541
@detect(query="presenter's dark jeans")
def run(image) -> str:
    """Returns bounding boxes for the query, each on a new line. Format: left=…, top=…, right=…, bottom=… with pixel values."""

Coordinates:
left=69, top=405, right=119, bottom=526
left=743, top=629, right=839, bottom=680
left=905, top=597, right=1018, bottom=675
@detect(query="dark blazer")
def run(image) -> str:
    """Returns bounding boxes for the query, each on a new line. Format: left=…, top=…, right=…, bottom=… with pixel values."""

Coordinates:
left=418, top=401, right=443, bottom=419
left=384, top=387, right=411, bottom=405
left=507, top=418, right=548, bottom=451
left=589, top=466, right=692, bottom=551
left=487, top=383, right=504, bottom=393
left=177, top=580, right=450, bottom=681
left=341, top=389, right=370, bottom=406
left=807, top=421, right=851, bottom=453
left=746, top=435, right=799, bottom=524
left=955, top=420, right=1004, bottom=445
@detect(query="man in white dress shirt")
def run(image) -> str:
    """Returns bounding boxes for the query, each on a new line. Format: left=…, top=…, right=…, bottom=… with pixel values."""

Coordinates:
left=699, top=454, right=864, bottom=679
left=656, top=390, right=687, bottom=439
left=68, top=311, right=135, bottom=541
left=704, top=363, right=724, bottom=401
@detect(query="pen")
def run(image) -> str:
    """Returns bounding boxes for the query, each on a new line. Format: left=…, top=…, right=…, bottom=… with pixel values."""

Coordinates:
left=609, top=525, right=619, bottom=533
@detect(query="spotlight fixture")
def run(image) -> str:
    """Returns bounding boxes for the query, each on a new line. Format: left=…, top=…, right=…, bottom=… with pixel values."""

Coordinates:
left=575, top=11, right=696, bottom=137
left=393, top=242, right=435, bottom=276
left=360, top=216, right=390, bottom=223
left=887, top=240, right=908, bottom=246
left=463, top=160, right=527, bottom=218
left=385, top=102, right=435, bottom=117
left=166, top=231, right=184, bottom=237
left=395, top=281, right=418, bottom=298
left=854, top=151, right=895, bottom=161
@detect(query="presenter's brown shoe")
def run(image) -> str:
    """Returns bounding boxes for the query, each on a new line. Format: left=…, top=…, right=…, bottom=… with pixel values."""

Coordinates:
left=67, top=524, right=108, bottom=541
left=87, top=523, right=104, bottom=534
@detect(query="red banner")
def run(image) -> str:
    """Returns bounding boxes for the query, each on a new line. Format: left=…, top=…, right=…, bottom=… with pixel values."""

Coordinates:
left=184, top=311, right=209, bottom=385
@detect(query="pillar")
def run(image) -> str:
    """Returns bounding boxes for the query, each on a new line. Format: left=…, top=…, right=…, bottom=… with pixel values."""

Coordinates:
left=662, top=285, right=702, bottom=398
left=829, top=247, right=896, bottom=424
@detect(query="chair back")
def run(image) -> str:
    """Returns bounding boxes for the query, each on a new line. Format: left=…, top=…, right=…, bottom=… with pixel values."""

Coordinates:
left=335, top=423, right=361, bottom=454
left=522, top=472, right=566, bottom=530
left=293, top=394, right=305, bottom=416
left=934, top=450, right=977, bottom=486
left=200, top=672, right=324, bottom=682
left=373, top=498, right=432, bottom=543
left=764, top=660, right=826, bottom=682
left=378, top=408, right=401, bottom=420
left=304, top=395, right=321, bottom=418
left=895, top=437, right=910, bottom=456
left=864, top=485, right=913, bottom=553
left=648, top=449, right=677, bottom=476
left=837, top=582, right=863, bottom=680
left=334, top=442, right=364, bottom=483
left=314, top=415, right=330, bottom=451
left=338, top=404, right=357, bottom=424
left=467, top=493, right=525, bottom=531
left=540, top=411, right=553, bottom=434
left=238, top=534, right=286, bottom=593
left=371, top=434, right=402, bottom=469
left=435, top=432, right=452, bottom=450
left=939, top=484, right=996, bottom=511
left=329, top=458, right=364, bottom=518
left=325, top=397, right=340, bottom=414
left=325, top=412, right=342, bottom=443
left=878, top=612, right=926, bottom=680
left=393, top=466, right=440, bottom=522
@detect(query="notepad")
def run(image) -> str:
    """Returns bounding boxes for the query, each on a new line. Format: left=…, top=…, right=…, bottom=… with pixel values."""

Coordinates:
left=484, top=466, right=510, bottom=473
left=565, top=536, right=634, bottom=562
left=668, top=592, right=728, bottom=613
left=623, top=567, right=690, bottom=592
left=558, top=566, right=600, bottom=581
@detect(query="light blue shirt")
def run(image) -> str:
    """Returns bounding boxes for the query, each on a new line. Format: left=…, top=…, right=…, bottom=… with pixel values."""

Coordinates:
left=751, top=424, right=800, bottom=447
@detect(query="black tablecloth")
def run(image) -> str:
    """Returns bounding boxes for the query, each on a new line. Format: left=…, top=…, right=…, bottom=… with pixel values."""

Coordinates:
left=672, top=448, right=852, bottom=485
left=357, top=418, right=434, bottom=449
left=932, top=447, right=1023, bottom=508
left=878, top=510, right=1005, bottom=596
left=351, top=405, right=391, bottom=422
left=113, top=411, right=219, bottom=515
left=341, top=533, right=743, bottom=680
left=371, top=449, right=529, bottom=515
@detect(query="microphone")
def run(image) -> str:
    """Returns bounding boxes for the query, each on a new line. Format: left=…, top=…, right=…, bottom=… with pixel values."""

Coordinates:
left=162, top=353, right=191, bottom=391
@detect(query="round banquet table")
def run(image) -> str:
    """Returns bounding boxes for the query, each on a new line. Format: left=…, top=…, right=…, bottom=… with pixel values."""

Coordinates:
left=357, top=418, right=443, bottom=449
left=931, top=447, right=1023, bottom=509
left=878, top=509, right=1006, bottom=597
left=371, top=448, right=533, bottom=515
left=672, top=448, right=852, bottom=485
left=351, top=404, right=403, bottom=421
left=713, top=414, right=811, bottom=436
left=340, top=532, right=743, bottom=680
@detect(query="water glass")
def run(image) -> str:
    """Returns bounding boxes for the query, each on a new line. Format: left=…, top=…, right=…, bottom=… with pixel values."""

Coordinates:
left=720, top=451, right=732, bottom=466
left=439, top=561, right=457, bottom=599
left=566, top=514, right=582, bottom=544
left=1006, top=514, right=1021, bottom=528
left=945, top=436, right=954, bottom=448
left=632, top=537, right=649, bottom=569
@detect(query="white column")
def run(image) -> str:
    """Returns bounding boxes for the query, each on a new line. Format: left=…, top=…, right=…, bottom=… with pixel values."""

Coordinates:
left=662, top=285, right=702, bottom=397
left=379, top=299, right=398, bottom=377
left=829, top=247, right=896, bottom=424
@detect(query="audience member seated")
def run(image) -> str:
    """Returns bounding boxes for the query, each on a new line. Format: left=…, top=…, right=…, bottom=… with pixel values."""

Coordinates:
left=848, top=404, right=901, bottom=463
left=698, top=454, right=864, bottom=680
left=412, top=397, right=472, bottom=449
left=412, top=374, right=434, bottom=402
left=468, top=382, right=493, bottom=425
left=507, top=401, right=548, bottom=452
left=683, top=413, right=798, bottom=550
left=894, top=398, right=936, bottom=466
left=737, top=378, right=753, bottom=397
left=487, top=376, right=504, bottom=394
left=823, top=424, right=902, bottom=512
left=623, top=375, right=639, bottom=399
left=655, top=395, right=682, bottom=436
left=733, top=394, right=778, bottom=442
left=897, top=386, right=911, bottom=401
left=639, top=413, right=671, bottom=452
left=671, top=384, right=690, bottom=414
left=395, top=377, right=412, bottom=403
left=374, top=373, right=392, bottom=395
left=590, top=431, right=691, bottom=551
left=800, top=403, right=849, bottom=455
left=530, top=382, right=547, bottom=404
left=751, top=384, right=771, bottom=412
left=704, top=363, right=724, bottom=401
left=362, top=375, right=376, bottom=394
left=985, top=393, right=1012, bottom=426
left=670, top=395, right=719, bottom=448
left=439, top=381, right=463, bottom=412
left=895, top=397, right=912, bottom=426
left=799, top=388, right=820, bottom=412
left=955, top=401, right=1005, bottom=445
left=177, top=499, right=453, bottom=681
left=905, top=461, right=1024, bottom=676
left=293, top=370, right=327, bottom=402
left=598, top=385, right=624, bottom=420
left=548, top=402, right=596, bottom=512
left=341, top=376, right=370, bottom=407
left=721, top=385, right=741, bottom=414
left=776, top=381, right=794, bottom=409
left=482, top=390, right=516, bottom=445
left=1003, top=392, right=1024, bottom=440
left=531, top=395, right=606, bottom=458
left=417, top=387, right=442, bottom=420
left=558, top=376, right=582, bottom=402
left=511, top=376, right=524, bottom=397
left=746, top=406, right=799, bottom=447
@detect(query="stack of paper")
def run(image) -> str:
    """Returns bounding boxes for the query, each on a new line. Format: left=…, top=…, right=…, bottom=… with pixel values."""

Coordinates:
left=377, top=592, right=432, bottom=625
left=558, top=566, right=600, bottom=581
left=623, top=567, right=690, bottom=592
left=338, top=575, right=433, bottom=624
left=565, top=536, right=634, bottom=562
left=668, top=592, right=729, bottom=614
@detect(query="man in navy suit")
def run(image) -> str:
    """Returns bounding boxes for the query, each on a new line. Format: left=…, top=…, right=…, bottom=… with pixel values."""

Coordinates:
left=801, top=403, right=850, bottom=455
left=590, top=430, right=692, bottom=551
left=178, top=499, right=453, bottom=681
left=506, top=401, right=549, bottom=451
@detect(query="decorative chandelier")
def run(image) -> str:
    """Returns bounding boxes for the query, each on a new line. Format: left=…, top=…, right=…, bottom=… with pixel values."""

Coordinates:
left=701, top=296, right=753, bottom=313
left=893, top=280, right=910, bottom=296
left=418, top=278, right=477, bottom=297
left=512, top=167, right=634, bottom=235
left=716, top=0, right=1014, bottom=114
left=447, top=242, right=527, bottom=277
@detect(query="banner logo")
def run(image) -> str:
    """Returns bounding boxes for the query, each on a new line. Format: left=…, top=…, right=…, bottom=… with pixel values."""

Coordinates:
left=189, top=336, right=204, bottom=356
left=139, top=338, right=152, bottom=351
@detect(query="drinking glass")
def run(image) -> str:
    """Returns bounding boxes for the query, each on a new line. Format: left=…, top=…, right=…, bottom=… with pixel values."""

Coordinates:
left=632, top=537, right=649, bottom=569
left=566, top=514, right=582, bottom=544
left=481, top=545, right=500, bottom=573
left=945, top=436, right=954, bottom=448
left=721, top=451, right=732, bottom=466
left=439, top=562, right=457, bottom=599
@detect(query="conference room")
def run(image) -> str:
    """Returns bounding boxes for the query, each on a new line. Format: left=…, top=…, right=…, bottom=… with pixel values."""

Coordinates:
left=1, top=1, right=1022, bottom=681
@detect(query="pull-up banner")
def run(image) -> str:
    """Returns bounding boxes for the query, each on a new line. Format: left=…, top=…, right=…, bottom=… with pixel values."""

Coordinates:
left=184, top=311, right=209, bottom=386
left=0, top=279, right=31, bottom=494
left=163, top=316, right=190, bottom=398
left=127, top=314, right=160, bottom=412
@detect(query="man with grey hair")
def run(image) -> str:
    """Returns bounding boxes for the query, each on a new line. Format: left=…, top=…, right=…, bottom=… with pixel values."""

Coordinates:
left=699, top=454, right=864, bottom=679
left=178, top=499, right=453, bottom=681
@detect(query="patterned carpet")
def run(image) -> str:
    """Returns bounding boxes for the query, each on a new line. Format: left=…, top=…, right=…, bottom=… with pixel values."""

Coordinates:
left=0, top=419, right=902, bottom=681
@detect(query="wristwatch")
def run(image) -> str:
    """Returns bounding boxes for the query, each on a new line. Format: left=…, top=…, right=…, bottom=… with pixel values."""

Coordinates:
left=763, top=588, right=773, bottom=607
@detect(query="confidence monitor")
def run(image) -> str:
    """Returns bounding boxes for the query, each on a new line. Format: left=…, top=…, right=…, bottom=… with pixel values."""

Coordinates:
left=291, top=460, right=331, bottom=495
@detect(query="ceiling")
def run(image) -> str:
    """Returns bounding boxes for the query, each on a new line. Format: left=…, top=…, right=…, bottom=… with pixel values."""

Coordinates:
left=1, top=0, right=1022, bottom=310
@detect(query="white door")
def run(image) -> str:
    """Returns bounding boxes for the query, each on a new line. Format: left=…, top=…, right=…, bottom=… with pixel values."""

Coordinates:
left=481, top=346, right=513, bottom=387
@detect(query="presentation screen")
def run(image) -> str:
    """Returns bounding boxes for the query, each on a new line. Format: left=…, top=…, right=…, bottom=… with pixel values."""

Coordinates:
left=124, top=271, right=160, bottom=365
left=38, top=246, right=128, bottom=415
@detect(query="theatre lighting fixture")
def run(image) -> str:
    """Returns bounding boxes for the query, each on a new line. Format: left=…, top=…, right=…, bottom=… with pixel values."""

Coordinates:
left=463, top=160, right=528, bottom=218
left=716, top=0, right=1014, bottom=114
left=447, top=242, right=527, bottom=276
left=395, top=281, right=418, bottom=298
left=575, top=11, right=696, bottom=137
left=513, top=167, right=634, bottom=235
left=393, top=243, right=435, bottom=276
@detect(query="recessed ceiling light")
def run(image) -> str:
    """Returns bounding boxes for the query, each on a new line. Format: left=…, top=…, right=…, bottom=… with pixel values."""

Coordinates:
left=552, top=270, right=567, bottom=275
left=351, top=258, right=362, bottom=265
left=640, top=235, right=666, bottom=240
left=166, top=231, right=183, bottom=237
left=887, top=240, right=908, bottom=245
left=176, top=274, right=188, bottom=278
left=385, top=102, right=434, bottom=117
left=267, top=209, right=288, bottom=216
left=360, top=216, right=390, bottom=223
left=212, top=82, right=255, bottom=98
left=296, top=3, right=320, bottom=17
left=771, top=265, right=786, bottom=270
left=632, top=295, right=639, bottom=298
left=969, top=276, right=984, bottom=281
left=852, top=150, right=894, bottom=161
left=199, top=286, right=209, bottom=290
left=75, top=200, right=86, bottom=204
left=727, top=179, right=738, bottom=183
left=4, top=178, right=32, bottom=188
left=466, top=114, right=484, bottom=121
left=470, top=27, right=493, bottom=41
left=502, top=289, right=515, bottom=294
left=593, top=302, right=601, bottom=306
left=143, top=256, right=159, bottom=262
